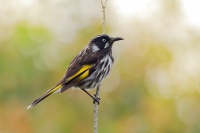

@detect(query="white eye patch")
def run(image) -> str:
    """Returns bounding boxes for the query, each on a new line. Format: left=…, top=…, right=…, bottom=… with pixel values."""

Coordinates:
left=102, top=39, right=106, bottom=42
left=91, top=44, right=100, bottom=52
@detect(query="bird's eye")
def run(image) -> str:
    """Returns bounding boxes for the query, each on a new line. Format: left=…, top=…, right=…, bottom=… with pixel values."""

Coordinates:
left=102, top=39, right=106, bottom=42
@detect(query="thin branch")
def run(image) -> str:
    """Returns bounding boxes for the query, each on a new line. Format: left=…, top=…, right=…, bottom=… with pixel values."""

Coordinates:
left=101, top=0, right=107, bottom=34
left=94, top=1, right=108, bottom=132
left=94, top=84, right=100, bottom=133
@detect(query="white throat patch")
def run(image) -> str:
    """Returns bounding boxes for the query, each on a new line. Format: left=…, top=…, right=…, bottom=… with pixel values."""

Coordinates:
left=91, top=44, right=99, bottom=52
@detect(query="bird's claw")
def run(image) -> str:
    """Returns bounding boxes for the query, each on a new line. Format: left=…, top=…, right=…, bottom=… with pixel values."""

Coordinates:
left=93, top=94, right=100, bottom=105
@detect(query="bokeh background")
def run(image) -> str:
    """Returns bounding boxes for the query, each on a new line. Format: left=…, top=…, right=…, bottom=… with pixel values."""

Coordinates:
left=1, top=0, right=200, bottom=133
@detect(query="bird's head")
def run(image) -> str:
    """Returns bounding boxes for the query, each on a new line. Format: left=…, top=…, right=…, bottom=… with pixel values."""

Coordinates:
left=89, top=34, right=123, bottom=52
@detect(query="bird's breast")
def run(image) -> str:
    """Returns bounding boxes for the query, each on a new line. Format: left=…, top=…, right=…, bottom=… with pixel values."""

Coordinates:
left=78, top=55, right=113, bottom=89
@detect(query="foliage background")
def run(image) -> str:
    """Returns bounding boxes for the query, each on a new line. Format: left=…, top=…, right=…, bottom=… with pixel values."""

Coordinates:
left=0, top=0, right=200, bottom=133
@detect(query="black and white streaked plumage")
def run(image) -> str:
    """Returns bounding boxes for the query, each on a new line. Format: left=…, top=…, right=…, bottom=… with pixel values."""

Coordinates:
left=27, top=34, right=123, bottom=109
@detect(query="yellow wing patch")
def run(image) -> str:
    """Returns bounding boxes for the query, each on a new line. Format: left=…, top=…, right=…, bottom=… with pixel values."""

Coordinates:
left=67, top=65, right=92, bottom=82
left=78, top=69, right=89, bottom=80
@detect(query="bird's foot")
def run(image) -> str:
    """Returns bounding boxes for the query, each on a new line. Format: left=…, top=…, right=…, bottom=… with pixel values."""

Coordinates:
left=93, top=94, right=100, bottom=105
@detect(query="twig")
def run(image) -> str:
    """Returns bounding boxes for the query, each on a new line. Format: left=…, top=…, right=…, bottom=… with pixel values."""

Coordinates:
left=94, top=84, right=100, bottom=133
left=94, top=1, right=108, bottom=133
left=101, top=0, right=107, bottom=34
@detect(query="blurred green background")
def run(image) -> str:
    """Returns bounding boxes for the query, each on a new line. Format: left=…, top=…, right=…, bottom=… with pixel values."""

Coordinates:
left=1, top=0, right=200, bottom=133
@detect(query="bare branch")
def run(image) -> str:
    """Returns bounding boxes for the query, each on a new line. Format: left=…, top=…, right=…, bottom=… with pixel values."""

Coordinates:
left=101, top=0, right=107, bottom=34
left=94, top=84, right=100, bottom=133
left=94, top=1, right=108, bottom=133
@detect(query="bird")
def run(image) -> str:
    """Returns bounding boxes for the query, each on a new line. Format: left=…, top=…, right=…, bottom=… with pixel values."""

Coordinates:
left=27, top=34, right=123, bottom=109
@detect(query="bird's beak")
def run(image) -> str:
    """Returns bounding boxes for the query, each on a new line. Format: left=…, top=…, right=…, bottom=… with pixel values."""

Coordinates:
left=111, top=37, right=124, bottom=43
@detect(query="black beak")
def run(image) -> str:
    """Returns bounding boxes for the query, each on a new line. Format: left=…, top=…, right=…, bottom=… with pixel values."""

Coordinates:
left=114, top=37, right=124, bottom=41
left=110, top=37, right=124, bottom=43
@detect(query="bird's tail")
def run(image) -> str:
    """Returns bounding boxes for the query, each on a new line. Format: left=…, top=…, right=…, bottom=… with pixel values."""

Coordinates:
left=27, top=84, right=63, bottom=109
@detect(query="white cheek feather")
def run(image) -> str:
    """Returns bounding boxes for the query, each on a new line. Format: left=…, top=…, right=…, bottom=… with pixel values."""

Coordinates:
left=104, top=42, right=109, bottom=48
left=92, top=44, right=99, bottom=52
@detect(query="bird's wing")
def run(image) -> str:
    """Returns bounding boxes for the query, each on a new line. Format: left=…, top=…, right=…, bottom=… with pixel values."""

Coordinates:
left=59, top=49, right=99, bottom=92
left=65, top=64, right=93, bottom=83
left=46, top=64, right=93, bottom=94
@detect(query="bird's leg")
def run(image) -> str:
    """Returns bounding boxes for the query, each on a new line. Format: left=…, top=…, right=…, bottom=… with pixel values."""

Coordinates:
left=81, top=89, right=100, bottom=105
